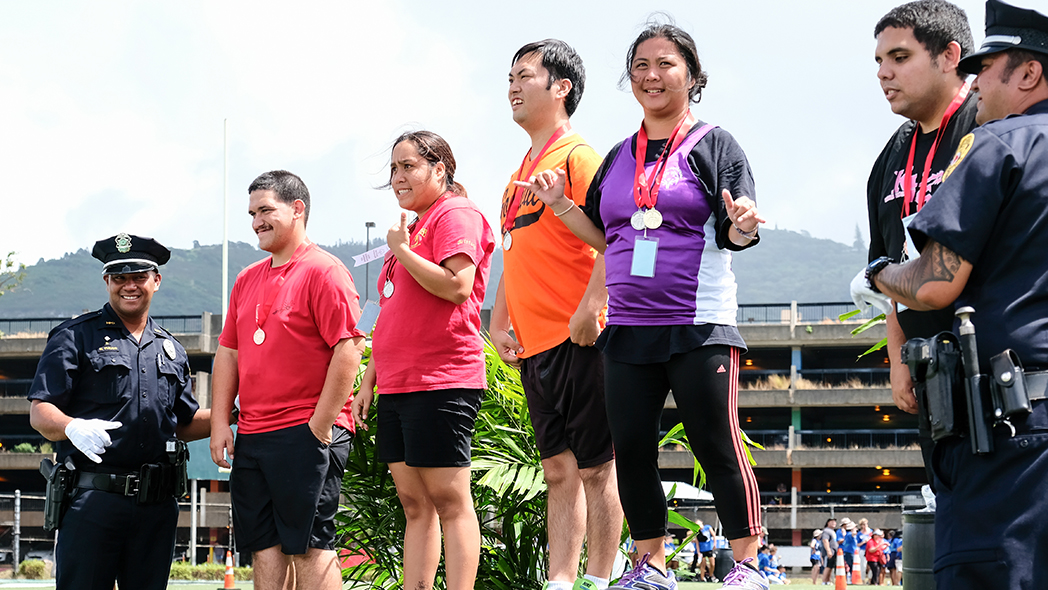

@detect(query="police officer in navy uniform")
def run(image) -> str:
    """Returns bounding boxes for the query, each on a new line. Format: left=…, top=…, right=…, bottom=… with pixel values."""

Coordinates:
left=28, top=234, right=210, bottom=590
left=853, top=1, right=1048, bottom=587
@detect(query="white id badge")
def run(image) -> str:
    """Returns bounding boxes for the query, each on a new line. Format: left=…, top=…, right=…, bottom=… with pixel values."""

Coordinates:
left=630, top=237, right=659, bottom=278
left=356, top=300, right=381, bottom=335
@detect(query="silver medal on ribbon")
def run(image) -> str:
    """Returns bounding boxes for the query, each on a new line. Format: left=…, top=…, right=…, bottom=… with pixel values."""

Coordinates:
left=253, top=328, right=266, bottom=345
left=503, top=232, right=513, bottom=251
left=382, top=281, right=394, bottom=298
left=630, top=210, right=646, bottom=231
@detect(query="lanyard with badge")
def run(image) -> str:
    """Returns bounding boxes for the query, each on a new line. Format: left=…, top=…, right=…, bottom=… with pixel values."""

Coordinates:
left=899, top=83, right=970, bottom=261
left=502, top=126, right=569, bottom=251
left=629, top=111, right=695, bottom=278
left=253, top=242, right=311, bottom=345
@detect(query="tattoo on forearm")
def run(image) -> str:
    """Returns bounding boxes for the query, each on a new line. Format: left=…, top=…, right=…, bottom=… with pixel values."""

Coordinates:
left=879, top=241, right=964, bottom=300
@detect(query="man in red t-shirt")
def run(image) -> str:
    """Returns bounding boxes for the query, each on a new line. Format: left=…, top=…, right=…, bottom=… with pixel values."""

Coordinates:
left=491, top=39, right=621, bottom=590
left=209, top=170, right=365, bottom=590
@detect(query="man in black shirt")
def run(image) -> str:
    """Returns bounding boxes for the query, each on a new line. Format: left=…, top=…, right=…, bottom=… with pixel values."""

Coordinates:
left=859, top=0, right=977, bottom=489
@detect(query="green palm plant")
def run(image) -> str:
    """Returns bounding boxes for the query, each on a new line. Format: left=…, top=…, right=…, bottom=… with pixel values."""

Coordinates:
left=338, top=339, right=550, bottom=589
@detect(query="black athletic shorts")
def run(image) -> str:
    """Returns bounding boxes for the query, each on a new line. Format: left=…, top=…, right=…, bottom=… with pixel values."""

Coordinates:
left=377, top=388, right=482, bottom=468
left=310, top=425, right=352, bottom=551
left=231, top=423, right=329, bottom=555
left=520, top=338, right=613, bottom=469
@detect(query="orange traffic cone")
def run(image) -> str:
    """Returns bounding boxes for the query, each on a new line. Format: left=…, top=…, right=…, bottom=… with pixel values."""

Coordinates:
left=219, top=549, right=237, bottom=589
left=835, top=547, right=847, bottom=590
left=852, top=547, right=862, bottom=585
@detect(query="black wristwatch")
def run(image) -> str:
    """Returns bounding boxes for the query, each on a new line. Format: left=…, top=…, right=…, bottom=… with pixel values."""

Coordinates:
left=865, top=256, right=895, bottom=293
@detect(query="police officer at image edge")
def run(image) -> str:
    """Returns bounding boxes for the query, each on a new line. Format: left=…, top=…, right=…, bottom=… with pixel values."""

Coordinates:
left=27, top=233, right=209, bottom=590
left=855, top=0, right=1048, bottom=587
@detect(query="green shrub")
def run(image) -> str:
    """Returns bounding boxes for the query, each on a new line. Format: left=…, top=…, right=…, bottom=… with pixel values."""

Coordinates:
left=167, top=562, right=252, bottom=580
left=11, top=443, right=36, bottom=453
left=168, top=562, right=193, bottom=580
left=18, top=559, right=47, bottom=579
left=339, top=341, right=551, bottom=589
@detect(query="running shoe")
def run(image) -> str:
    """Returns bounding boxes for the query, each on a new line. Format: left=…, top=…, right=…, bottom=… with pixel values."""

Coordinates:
left=717, top=558, right=769, bottom=590
left=610, top=553, right=677, bottom=590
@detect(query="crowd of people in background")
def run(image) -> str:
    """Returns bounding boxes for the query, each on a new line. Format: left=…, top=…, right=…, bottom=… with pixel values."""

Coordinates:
left=808, top=517, right=904, bottom=586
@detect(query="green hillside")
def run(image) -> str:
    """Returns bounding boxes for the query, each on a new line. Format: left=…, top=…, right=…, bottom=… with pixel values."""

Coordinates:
left=0, top=228, right=860, bottom=318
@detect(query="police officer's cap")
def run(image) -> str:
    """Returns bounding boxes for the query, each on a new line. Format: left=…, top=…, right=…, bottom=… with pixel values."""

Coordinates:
left=959, top=0, right=1048, bottom=74
left=91, top=233, right=171, bottom=275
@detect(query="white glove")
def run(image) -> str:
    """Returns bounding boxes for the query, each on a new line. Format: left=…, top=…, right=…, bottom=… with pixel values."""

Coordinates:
left=64, top=418, right=122, bottom=463
left=850, top=268, right=893, bottom=316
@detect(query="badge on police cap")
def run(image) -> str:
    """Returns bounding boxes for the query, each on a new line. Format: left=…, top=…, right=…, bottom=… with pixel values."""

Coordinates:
left=115, top=233, right=132, bottom=253
left=163, top=339, right=177, bottom=360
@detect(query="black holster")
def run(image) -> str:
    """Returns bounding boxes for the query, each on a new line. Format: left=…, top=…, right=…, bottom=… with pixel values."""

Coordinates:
left=902, top=332, right=967, bottom=440
left=40, top=458, right=73, bottom=532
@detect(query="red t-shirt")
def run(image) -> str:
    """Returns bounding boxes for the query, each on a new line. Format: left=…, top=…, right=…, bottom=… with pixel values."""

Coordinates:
left=372, top=193, right=495, bottom=393
left=219, top=242, right=365, bottom=434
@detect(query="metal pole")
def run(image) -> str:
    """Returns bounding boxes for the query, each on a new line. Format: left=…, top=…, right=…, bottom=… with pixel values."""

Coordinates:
left=365, top=221, right=376, bottom=302
left=190, top=481, right=198, bottom=565
left=13, top=490, right=19, bottom=566
left=222, top=118, right=230, bottom=318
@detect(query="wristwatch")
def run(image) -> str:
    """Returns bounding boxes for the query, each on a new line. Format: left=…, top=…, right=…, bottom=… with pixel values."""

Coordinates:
left=865, top=256, right=895, bottom=293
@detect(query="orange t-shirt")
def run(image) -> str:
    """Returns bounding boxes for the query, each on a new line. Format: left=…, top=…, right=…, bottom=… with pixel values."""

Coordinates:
left=500, top=132, right=605, bottom=358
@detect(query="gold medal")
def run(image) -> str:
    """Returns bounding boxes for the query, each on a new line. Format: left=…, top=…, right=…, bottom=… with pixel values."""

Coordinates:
left=644, top=208, right=663, bottom=230
left=503, top=232, right=513, bottom=251
left=631, top=210, right=646, bottom=231
left=253, top=328, right=266, bottom=345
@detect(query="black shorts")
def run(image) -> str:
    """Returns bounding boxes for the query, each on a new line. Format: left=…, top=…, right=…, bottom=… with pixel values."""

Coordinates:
left=310, top=425, right=352, bottom=551
left=825, top=553, right=837, bottom=569
left=230, top=423, right=329, bottom=555
left=377, top=388, right=482, bottom=468
left=702, top=550, right=715, bottom=558
left=520, top=339, right=613, bottom=469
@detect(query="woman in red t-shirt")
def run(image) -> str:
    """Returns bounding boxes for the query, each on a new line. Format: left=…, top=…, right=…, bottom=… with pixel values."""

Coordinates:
left=865, top=530, right=889, bottom=586
left=352, top=131, right=494, bottom=590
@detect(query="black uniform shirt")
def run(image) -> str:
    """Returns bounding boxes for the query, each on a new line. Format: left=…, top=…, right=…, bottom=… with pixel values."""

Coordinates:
left=28, top=304, right=199, bottom=471
left=909, top=99, right=1048, bottom=368
left=866, top=93, right=979, bottom=340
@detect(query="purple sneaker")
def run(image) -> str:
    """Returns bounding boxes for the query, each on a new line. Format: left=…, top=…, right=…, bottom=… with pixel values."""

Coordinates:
left=610, top=553, right=677, bottom=590
left=717, top=558, right=769, bottom=590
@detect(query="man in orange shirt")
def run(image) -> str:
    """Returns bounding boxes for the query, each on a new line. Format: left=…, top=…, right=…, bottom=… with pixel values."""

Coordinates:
left=491, top=39, right=622, bottom=590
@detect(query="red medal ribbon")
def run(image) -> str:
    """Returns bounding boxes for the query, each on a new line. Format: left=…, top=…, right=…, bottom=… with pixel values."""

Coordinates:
left=902, top=83, right=970, bottom=218
left=634, top=111, right=696, bottom=210
left=503, top=126, right=569, bottom=234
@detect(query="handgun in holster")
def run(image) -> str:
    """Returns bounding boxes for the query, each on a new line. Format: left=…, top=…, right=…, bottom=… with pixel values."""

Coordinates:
left=901, top=332, right=966, bottom=441
left=40, top=458, right=73, bottom=532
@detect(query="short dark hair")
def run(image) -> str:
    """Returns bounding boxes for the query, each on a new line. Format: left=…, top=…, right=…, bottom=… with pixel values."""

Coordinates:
left=825, top=518, right=836, bottom=527
left=621, top=16, right=708, bottom=104
left=1002, top=49, right=1048, bottom=85
left=874, top=0, right=974, bottom=80
left=248, top=170, right=311, bottom=226
left=512, top=39, right=586, bottom=117
left=386, top=130, right=467, bottom=197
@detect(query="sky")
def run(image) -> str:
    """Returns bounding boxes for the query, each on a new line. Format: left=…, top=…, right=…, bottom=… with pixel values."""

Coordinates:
left=0, top=0, right=990, bottom=266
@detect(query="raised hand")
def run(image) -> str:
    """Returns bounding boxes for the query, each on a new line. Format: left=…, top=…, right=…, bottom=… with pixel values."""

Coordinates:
left=513, top=168, right=571, bottom=211
left=722, top=189, right=766, bottom=235
left=388, top=212, right=411, bottom=252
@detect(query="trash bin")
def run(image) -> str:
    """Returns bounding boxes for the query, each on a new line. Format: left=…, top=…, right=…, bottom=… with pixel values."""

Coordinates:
left=902, top=510, right=935, bottom=590
left=713, top=547, right=734, bottom=581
